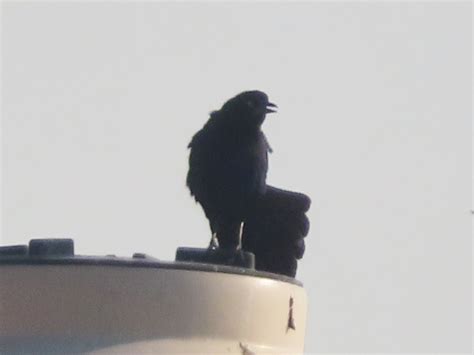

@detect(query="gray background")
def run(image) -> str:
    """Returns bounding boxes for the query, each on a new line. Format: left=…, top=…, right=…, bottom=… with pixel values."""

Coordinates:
left=1, top=2, right=472, bottom=353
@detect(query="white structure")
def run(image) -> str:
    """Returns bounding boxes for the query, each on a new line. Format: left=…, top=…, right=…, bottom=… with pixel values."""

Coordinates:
left=0, top=240, right=307, bottom=354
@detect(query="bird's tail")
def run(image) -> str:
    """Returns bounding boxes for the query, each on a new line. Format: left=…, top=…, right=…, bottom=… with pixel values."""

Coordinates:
left=242, top=185, right=311, bottom=277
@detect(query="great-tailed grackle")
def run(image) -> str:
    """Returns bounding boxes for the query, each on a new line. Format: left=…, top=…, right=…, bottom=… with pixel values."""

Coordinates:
left=186, top=90, right=310, bottom=277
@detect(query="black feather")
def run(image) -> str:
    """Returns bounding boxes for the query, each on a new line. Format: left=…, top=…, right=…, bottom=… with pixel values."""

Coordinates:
left=242, top=186, right=311, bottom=277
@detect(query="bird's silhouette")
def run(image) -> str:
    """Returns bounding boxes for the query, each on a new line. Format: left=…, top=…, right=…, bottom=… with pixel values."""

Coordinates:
left=187, top=90, right=310, bottom=277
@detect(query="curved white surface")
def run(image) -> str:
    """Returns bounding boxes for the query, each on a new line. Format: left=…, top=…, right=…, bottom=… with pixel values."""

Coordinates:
left=0, top=264, right=307, bottom=353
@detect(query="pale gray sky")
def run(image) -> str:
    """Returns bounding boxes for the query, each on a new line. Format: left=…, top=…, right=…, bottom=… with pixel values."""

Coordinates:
left=1, top=2, right=472, bottom=353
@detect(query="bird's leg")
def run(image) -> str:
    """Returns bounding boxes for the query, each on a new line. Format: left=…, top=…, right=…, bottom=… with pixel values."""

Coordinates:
left=237, top=222, right=244, bottom=250
left=208, top=220, right=219, bottom=249
left=209, top=233, right=219, bottom=250
left=215, top=219, right=241, bottom=250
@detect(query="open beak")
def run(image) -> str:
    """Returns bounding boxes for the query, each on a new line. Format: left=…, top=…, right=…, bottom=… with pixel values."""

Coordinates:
left=266, top=102, right=278, bottom=113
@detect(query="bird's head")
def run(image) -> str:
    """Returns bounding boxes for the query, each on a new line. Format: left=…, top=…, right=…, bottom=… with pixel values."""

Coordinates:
left=221, top=90, right=277, bottom=127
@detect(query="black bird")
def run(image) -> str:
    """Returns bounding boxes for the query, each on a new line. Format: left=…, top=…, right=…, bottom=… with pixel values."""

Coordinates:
left=187, top=90, right=275, bottom=249
left=187, top=90, right=310, bottom=276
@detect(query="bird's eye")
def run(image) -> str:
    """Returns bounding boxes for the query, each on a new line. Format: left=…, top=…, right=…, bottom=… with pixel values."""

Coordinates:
left=246, top=100, right=255, bottom=108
